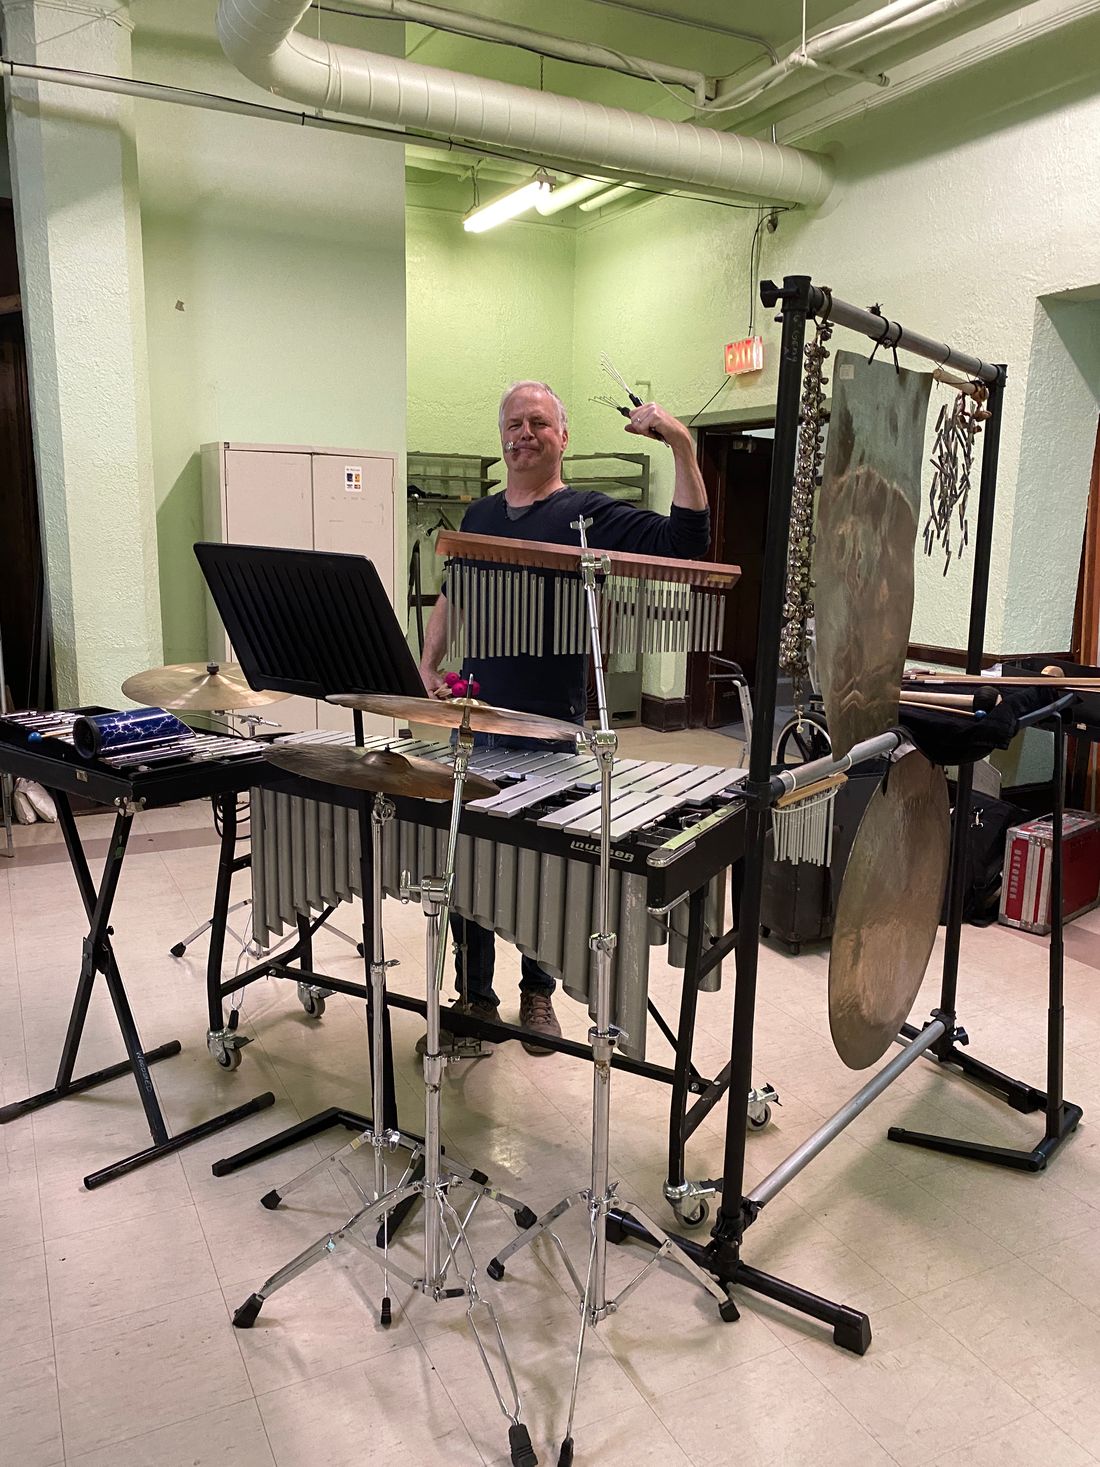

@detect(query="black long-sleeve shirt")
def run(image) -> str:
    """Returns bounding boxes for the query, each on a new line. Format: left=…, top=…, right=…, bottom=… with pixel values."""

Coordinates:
left=455, top=488, right=711, bottom=722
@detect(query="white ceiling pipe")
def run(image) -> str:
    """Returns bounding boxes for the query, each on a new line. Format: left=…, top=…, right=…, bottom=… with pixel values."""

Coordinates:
left=215, top=0, right=833, bottom=208
left=343, top=0, right=712, bottom=105
left=535, top=174, right=612, bottom=214
left=709, top=0, right=988, bottom=111
left=577, top=182, right=641, bottom=212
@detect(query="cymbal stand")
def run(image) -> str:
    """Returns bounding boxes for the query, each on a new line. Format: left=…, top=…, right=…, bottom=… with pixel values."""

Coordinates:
left=487, top=518, right=730, bottom=1467
left=232, top=739, right=539, bottom=1467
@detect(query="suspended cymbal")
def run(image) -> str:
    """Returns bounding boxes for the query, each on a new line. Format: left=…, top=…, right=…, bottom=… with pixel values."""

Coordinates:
left=328, top=693, right=583, bottom=745
left=828, top=748, right=950, bottom=1070
left=263, top=744, right=499, bottom=802
left=122, top=661, right=288, bottom=712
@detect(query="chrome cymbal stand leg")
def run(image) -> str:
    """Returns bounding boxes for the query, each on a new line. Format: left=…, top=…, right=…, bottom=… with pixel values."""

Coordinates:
left=232, top=769, right=537, bottom=1463
left=486, top=522, right=728, bottom=1467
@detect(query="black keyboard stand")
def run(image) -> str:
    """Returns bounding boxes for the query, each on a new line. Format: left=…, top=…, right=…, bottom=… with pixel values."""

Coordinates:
left=0, top=792, right=275, bottom=1188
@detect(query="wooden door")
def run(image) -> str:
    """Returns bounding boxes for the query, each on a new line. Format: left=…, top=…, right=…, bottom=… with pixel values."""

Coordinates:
left=687, top=429, right=773, bottom=727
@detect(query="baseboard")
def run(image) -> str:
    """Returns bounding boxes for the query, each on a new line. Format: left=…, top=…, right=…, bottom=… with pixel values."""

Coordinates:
left=641, top=694, right=688, bottom=732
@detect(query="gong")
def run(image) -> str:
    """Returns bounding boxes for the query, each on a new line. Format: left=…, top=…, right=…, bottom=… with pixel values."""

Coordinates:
left=829, top=748, right=950, bottom=1070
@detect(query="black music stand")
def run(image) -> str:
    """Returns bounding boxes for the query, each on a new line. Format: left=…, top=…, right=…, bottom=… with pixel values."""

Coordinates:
left=194, top=543, right=424, bottom=1188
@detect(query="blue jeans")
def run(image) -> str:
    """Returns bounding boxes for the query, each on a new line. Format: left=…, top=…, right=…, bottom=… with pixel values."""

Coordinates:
left=449, top=729, right=577, bottom=1007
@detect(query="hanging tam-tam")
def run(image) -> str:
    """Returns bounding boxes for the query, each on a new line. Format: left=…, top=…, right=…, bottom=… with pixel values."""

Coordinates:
left=813, top=350, right=931, bottom=759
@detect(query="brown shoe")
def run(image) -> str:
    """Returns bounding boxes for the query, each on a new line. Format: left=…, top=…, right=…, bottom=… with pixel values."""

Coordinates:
left=519, top=992, right=562, bottom=1055
left=415, top=996, right=500, bottom=1057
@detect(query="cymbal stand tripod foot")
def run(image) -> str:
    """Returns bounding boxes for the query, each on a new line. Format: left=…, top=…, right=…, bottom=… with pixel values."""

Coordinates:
left=232, top=730, right=538, bottom=1463
left=487, top=521, right=729, bottom=1465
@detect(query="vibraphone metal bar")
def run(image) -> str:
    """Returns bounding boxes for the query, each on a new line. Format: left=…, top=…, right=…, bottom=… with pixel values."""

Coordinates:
left=0, top=715, right=276, bottom=1187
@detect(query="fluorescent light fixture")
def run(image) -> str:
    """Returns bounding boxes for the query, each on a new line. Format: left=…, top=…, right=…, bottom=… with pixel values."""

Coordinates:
left=536, top=175, right=612, bottom=216
left=463, top=176, right=550, bottom=233
left=577, top=182, right=641, bottom=213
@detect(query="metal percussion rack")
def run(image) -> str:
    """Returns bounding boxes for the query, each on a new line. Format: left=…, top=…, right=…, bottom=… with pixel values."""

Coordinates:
left=609, top=274, right=1083, bottom=1351
left=0, top=713, right=277, bottom=1187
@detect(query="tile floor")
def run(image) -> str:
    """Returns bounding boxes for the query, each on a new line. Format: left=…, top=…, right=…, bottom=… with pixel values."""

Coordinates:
left=2, top=725, right=1099, bottom=1466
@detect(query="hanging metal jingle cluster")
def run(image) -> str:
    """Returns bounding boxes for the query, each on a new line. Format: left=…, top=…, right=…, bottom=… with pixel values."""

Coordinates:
left=779, top=316, right=833, bottom=709
left=923, top=383, right=988, bottom=575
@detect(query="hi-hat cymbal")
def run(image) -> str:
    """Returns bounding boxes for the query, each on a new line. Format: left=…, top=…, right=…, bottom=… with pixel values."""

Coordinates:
left=122, top=661, right=289, bottom=712
left=264, top=744, right=499, bottom=802
left=328, top=693, right=583, bottom=745
left=828, top=748, right=950, bottom=1070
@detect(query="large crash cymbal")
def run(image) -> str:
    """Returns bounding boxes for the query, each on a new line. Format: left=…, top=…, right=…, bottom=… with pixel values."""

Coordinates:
left=328, top=693, right=583, bottom=745
left=828, top=748, right=950, bottom=1070
left=263, top=744, right=499, bottom=802
left=122, top=661, right=288, bottom=712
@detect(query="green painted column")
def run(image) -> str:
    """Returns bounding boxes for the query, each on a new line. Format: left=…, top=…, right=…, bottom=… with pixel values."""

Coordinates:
left=3, top=0, right=162, bottom=707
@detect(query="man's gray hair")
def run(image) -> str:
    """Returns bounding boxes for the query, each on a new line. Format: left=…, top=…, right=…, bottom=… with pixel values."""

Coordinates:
left=498, top=381, right=568, bottom=434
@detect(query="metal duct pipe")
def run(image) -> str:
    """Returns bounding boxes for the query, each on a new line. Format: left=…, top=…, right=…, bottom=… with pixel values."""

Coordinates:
left=710, top=0, right=991, bottom=112
left=342, top=0, right=711, bottom=105
left=216, top=0, right=833, bottom=207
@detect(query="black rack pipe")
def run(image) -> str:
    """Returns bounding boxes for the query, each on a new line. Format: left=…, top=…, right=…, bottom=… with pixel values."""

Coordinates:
left=714, top=275, right=812, bottom=1240
left=934, top=366, right=1006, bottom=1045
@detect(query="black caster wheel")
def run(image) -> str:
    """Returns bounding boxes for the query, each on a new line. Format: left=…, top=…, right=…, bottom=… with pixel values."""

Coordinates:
left=356, top=942, right=365, bottom=957
left=508, top=1423, right=537, bottom=1467
left=558, top=1436, right=575, bottom=1467
left=215, top=1046, right=242, bottom=1071
left=487, top=1258, right=505, bottom=1281
left=604, top=1213, right=626, bottom=1246
left=760, top=925, right=771, bottom=939
left=170, top=942, right=186, bottom=958
left=514, top=1206, right=538, bottom=1230
left=679, top=1198, right=710, bottom=1228
left=260, top=1189, right=282, bottom=1210
left=380, top=1296, right=392, bottom=1328
left=748, top=1104, right=772, bottom=1131
left=719, top=1291, right=740, bottom=1323
left=232, top=1293, right=264, bottom=1329
left=300, top=991, right=326, bottom=1019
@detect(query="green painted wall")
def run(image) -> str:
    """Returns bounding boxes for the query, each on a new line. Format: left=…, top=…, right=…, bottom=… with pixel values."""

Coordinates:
left=134, top=18, right=407, bottom=664
left=570, top=87, right=1100, bottom=696
left=406, top=207, right=576, bottom=457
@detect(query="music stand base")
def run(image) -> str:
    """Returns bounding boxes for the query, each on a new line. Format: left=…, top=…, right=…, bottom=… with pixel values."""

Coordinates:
left=606, top=1207, right=872, bottom=1356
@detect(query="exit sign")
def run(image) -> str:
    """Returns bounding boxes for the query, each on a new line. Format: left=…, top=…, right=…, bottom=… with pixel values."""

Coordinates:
left=725, top=335, right=764, bottom=375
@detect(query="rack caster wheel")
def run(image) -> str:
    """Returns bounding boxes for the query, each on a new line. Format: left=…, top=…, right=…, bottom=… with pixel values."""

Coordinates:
left=170, top=941, right=186, bottom=958
left=232, top=1293, right=264, bottom=1329
left=678, top=1197, right=710, bottom=1228
left=299, top=990, right=326, bottom=1019
left=748, top=1104, right=772, bottom=1130
left=719, top=1290, right=740, bottom=1323
left=260, top=1189, right=282, bottom=1210
left=604, top=1213, right=626, bottom=1246
left=487, top=1258, right=505, bottom=1281
left=514, top=1206, right=538, bottom=1230
left=380, top=1296, right=392, bottom=1328
left=508, top=1423, right=537, bottom=1467
left=557, top=1436, right=574, bottom=1467
left=215, top=1046, right=242, bottom=1072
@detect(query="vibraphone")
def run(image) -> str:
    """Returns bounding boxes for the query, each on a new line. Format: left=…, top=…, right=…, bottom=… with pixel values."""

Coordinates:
left=0, top=708, right=277, bottom=1187
left=251, top=731, right=744, bottom=1062
left=243, top=729, right=754, bottom=1217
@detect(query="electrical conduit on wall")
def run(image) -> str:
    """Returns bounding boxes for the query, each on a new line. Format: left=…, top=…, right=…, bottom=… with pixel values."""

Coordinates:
left=215, top=0, right=833, bottom=207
